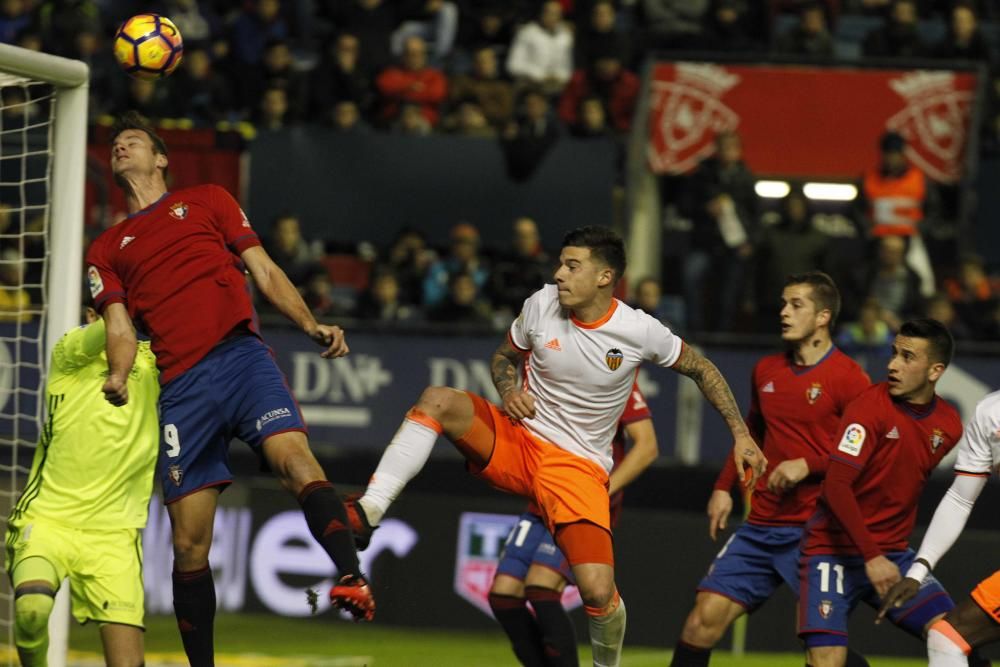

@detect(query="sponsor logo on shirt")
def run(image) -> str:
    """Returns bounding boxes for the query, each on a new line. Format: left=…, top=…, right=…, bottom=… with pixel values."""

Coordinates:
left=930, top=428, right=945, bottom=452
left=256, top=407, right=292, bottom=432
left=544, top=338, right=561, bottom=351
left=886, top=426, right=900, bottom=439
left=169, top=202, right=188, bottom=219
left=838, top=423, right=866, bottom=456
left=605, top=348, right=623, bottom=371
left=761, top=381, right=775, bottom=393
left=119, top=235, right=135, bottom=250
left=87, top=266, right=103, bottom=297
left=806, top=382, right=822, bottom=404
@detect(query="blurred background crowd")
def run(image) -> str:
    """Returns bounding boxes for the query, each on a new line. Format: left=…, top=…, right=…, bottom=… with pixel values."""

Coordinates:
left=1, top=0, right=1000, bottom=357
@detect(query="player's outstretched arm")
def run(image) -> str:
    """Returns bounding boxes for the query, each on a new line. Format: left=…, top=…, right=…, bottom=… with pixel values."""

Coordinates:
left=102, top=302, right=137, bottom=406
left=671, top=345, right=767, bottom=486
left=491, top=336, right=533, bottom=420
left=608, top=418, right=658, bottom=496
left=877, top=472, right=988, bottom=620
left=241, top=246, right=348, bottom=358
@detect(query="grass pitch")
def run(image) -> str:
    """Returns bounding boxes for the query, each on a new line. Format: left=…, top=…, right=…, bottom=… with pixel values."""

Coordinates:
left=61, top=613, right=930, bottom=666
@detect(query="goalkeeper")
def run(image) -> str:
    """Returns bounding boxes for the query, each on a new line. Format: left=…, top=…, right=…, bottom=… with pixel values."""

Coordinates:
left=5, top=307, right=159, bottom=667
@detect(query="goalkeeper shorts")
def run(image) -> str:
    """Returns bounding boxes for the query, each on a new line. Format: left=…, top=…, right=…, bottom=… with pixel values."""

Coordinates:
left=5, top=517, right=144, bottom=628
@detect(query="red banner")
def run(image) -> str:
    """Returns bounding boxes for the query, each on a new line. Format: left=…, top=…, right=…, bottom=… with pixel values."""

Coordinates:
left=647, top=62, right=980, bottom=183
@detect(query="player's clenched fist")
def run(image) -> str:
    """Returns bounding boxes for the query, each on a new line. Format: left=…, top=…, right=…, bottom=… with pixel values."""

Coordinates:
left=102, top=374, right=129, bottom=406
left=311, top=324, right=349, bottom=358
left=502, top=389, right=536, bottom=421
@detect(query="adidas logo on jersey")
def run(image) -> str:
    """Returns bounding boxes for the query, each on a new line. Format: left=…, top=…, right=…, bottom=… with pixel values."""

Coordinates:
left=545, top=338, right=561, bottom=351
left=887, top=426, right=900, bottom=439
left=120, top=235, right=135, bottom=250
left=761, top=381, right=775, bottom=393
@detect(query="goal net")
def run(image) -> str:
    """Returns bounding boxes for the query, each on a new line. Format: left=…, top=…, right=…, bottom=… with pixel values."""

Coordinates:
left=0, top=44, right=88, bottom=667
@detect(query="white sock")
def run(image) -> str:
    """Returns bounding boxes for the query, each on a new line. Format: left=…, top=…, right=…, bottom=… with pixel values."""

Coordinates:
left=927, top=626, right=970, bottom=667
left=359, top=416, right=439, bottom=525
left=589, top=596, right=626, bottom=667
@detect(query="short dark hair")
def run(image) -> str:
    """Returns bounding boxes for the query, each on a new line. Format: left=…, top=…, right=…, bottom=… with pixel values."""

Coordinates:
left=785, top=271, right=841, bottom=327
left=111, top=110, right=168, bottom=158
left=899, top=318, right=954, bottom=366
left=561, top=226, right=626, bottom=284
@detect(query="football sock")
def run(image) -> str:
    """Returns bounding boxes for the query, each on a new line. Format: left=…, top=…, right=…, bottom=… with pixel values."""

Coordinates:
left=298, top=480, right=361, bottom=578
left=14, top=589, right=54, bottom=667
left=927, top=619, right=971, bottom=667
left=488, top=592, right=548, bottom=667
left=359, top=410, right=441, bottom=525
left=845, top=648, right=872, bottom=667
left=173, top=565, right=217, bottom=667
left=669, top=639, right=711, bottom=667
left=586, top=594, right=626, bottom=667
left=525, top=586, right=579, bottom=667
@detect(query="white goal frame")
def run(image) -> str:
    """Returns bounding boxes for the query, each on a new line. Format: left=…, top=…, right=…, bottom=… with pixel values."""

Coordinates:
left=0, top=43, right=88, bottom=667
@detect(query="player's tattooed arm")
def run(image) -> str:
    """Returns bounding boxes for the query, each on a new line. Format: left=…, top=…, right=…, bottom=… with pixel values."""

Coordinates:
left=672, top=344, right=767, bottom=485
left=491, top=337, right=522, bottom=397
left=491, top=337, right=534, bottom=420
left=672, top=344, right=747, bottom=437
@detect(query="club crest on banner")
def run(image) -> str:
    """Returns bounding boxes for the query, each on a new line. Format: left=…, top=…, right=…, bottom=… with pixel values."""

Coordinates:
left=886, top=71, right=973, bottom=184
left=454, top=512, right=581, bottom=616
left=647, top=62, right=741, bottom=174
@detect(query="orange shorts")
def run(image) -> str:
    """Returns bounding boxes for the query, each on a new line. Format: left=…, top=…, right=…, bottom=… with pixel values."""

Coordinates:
left=460, top=392, right=611, bottom=536
left=971, top=569, right=1000, bottom=622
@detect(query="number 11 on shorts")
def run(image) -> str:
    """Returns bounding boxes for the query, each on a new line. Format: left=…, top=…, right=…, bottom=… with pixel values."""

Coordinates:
left=164, top=423, right=180, bottom=457
left=817, top=561, right=845, bottom=594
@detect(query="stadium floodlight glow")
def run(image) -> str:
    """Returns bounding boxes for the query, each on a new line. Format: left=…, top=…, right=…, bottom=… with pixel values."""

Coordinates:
left=754, top=180, right=791, bottom=198
left=802, top=182, right=858, bottom=201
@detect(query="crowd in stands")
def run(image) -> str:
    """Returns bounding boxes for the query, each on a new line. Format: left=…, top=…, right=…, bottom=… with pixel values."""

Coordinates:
left=2, top=0, right=1000, bottom=348
left=1, top=0, right=998, bottom=141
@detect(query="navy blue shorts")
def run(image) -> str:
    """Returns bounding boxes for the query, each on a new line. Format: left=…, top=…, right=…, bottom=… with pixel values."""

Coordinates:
left=697, top=523, right=804, bottom=611
left=495, top=512, right=574, bottom=583
left=157, top=335, right=307, bottom=503
left=798, top=549, right=954, bottom=647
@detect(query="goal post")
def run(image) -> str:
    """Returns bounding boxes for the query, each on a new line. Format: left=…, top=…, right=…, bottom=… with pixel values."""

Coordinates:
left=0, top=43, right=87, bottom=667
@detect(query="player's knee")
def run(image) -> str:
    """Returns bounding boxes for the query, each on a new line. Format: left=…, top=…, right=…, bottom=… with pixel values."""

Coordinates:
left=14, top=592, right=54, bottom=648
left=577, top=577, right=615, bottom=611
left=415, top=386, right=458, bottom=420
left=171, top=533, right=211, bottom=568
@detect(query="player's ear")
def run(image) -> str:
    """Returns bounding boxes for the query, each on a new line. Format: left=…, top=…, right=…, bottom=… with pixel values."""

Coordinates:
left=597, top=266, right=613, bottom=288
left=816, top=308, right=831, bottom=328
left=155, top=153, right=168, bottom=171
left=927, top=361, right=946, bottom=383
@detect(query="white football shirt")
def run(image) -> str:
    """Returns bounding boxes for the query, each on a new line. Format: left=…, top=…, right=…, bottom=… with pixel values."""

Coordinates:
left=510, top=284, right=683, bottom=471
left=954, top=389, right=1000, bottom=476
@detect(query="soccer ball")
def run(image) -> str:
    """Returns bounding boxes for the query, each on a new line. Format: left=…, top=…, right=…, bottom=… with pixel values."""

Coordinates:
left=113, top=14, right=183, bottom=80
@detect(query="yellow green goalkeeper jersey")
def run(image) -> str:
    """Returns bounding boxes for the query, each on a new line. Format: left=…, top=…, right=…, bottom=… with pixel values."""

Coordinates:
left=8, top=319, right=159, bottom=530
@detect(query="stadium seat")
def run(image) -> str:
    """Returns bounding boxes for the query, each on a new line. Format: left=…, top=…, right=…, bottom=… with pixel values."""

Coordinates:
left=321, top=254, right=371, bottom=292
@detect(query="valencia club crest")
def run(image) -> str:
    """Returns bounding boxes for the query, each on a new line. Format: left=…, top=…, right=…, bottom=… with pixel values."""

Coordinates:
left=605, top=348, right=623, bottom=371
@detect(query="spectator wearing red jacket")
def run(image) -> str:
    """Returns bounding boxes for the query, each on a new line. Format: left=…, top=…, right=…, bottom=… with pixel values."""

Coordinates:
left=558, top=51, right=639, bottom=132
left=375, top=35, right=448, bottom=126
